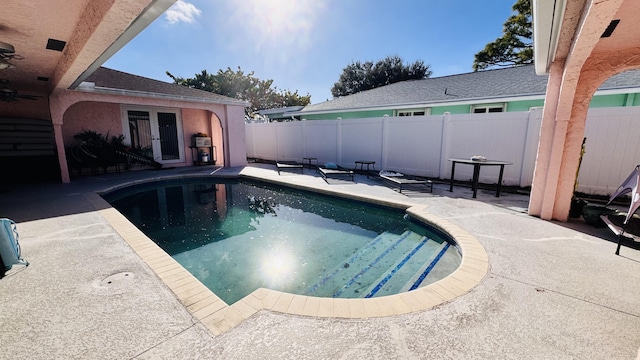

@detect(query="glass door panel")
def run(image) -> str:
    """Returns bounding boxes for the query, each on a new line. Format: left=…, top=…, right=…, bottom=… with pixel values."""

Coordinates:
left=124, top=108, right=184, bottom=164
left=157, top=112, right=179, bottom=160
left=127, top=110, right=153, bottom=158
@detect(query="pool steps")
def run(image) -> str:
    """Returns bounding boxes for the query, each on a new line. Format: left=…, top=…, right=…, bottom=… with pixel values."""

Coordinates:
left=369, top=240, right=448, bottom=297
left=305, top=231, right=411, bottom=296
left=363, top=235, right=430, bottom=298
left=304, top=230, right=394, bottom=295
left=331, top=231, right=416, bottom=297
left=408, top=243, right=451, bottom=290
left=303, top=230, right=452, bottom=299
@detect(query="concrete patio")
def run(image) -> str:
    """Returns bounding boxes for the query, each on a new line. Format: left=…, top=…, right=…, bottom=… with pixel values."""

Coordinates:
left=0, top=164, right=638, bottom=359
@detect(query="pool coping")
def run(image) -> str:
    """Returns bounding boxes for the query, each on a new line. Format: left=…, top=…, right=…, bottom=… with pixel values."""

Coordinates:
left=87, top=173, right=489, bottom=336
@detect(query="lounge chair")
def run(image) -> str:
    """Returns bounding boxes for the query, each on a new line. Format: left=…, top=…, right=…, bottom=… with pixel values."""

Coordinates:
left=318, top=163, right=354, bottom=183
left=378, top=170, right=433, bottom=194
left=276, top=161, right=304, bottom=175
left=599, top=165, right=640, bottom=255
left=600, top=212, right=640, bottom=255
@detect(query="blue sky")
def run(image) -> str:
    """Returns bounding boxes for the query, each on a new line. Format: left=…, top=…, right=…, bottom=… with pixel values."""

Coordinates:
left=104, top=0, right=517, bottom=104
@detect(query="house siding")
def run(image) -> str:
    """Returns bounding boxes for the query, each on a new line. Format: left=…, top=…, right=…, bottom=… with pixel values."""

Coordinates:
left=588, top=93, right=640, bottom=107
left=504, top=100, right=545, bottom=111
left=430, top=105, right=470, bottom=115
left=303, top=109, right=391, bottom=120
left=288, top=92, right=639, bottom=121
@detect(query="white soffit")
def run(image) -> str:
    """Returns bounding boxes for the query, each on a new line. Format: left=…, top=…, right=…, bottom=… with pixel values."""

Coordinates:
left=533, top=0, right=566, bottom=75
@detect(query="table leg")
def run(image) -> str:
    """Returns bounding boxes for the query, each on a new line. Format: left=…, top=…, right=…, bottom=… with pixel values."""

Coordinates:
left=449, top=162, right=456, bottom=192
left=496, top=165, right=505, bottom=197
left=472, top=164, right=480, bottom=198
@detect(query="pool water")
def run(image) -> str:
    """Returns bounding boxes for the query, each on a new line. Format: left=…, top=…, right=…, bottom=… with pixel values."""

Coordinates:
left=103, top=178, right=461, bottom=304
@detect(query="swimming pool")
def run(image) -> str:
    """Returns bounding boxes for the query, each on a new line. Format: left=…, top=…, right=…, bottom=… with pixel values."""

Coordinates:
left=103, top=177, right=461, bottom=304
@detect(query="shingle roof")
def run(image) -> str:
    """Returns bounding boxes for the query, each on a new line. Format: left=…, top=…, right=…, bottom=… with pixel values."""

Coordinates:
left=301, top=64, right=640, bottom=113
left=84, top=67, right=248, bottom=106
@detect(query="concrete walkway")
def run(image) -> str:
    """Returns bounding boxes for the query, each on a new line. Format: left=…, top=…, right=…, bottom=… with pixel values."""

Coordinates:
left=0, top=165, right=638, bottom=359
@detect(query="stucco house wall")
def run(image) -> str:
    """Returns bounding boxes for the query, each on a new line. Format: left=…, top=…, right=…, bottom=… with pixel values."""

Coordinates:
left=61, top=101, right=230, bottom=171
left=181, top=107, right=224, bottom=166
left=0, top=99, right=51, bottom=120
left=63, top=102, right=123, bottom=146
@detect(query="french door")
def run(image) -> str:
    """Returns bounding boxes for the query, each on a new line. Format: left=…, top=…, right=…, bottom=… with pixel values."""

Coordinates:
left=121, top=107, right=185, bottom=164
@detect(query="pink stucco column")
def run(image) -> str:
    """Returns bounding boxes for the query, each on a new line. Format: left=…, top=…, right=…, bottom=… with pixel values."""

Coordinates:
left=49, top=91, right=71, bottom=183
left=529, top=65, right=593, bottom=221
left=529, top=0, right=628, bottom=221
left=222, top=106, right=248, bottom=167
left=528, top=63, right=565, bottom=219
left=52, top=123, right=70, bottom=183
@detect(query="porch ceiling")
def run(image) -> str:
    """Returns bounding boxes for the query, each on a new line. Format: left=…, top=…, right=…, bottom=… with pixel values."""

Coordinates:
left=535, top=0, right=640, bottom=75
left=0, top=0, right=174, bottom=99
left=589, top=1, right=640, bottom=63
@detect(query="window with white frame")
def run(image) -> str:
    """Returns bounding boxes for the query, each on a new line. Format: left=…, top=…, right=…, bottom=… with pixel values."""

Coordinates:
left=395, top=108, right=429, bottom=116
left=472, top=103, right=506, bottom=113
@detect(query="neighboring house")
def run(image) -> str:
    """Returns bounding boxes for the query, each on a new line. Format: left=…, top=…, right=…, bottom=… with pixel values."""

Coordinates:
left=0, top=0, right=249, bottom=185
left=276, top=64, right=640, bottom=120
left=257, top=106, right=304, bottom=122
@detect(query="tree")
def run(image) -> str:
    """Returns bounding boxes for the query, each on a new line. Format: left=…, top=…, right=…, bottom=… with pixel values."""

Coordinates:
left=167, top=67, right=311, bottom=118
left=473, top=0, right=533, bottom=71
left=331, top=55, right=431, bottom=97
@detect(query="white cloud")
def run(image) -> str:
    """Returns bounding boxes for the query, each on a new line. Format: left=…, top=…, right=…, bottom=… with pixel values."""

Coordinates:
left=165, top=1, right=202, bottom=24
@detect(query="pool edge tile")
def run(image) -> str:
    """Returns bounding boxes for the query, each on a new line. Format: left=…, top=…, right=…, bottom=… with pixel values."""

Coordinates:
left=300, top=296, right=321, bottom=317
left=286, top=295, right=308, bottom=316
left=333, top=298, right=351, bottom=318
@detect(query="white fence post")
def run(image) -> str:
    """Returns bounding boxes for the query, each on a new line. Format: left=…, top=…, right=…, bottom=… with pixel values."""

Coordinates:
left=382, top=116, right=389, bottom=170
left=337, top=118, right=342, bottom=165
left=519, top=109, right=543, bottom=188
left=439, top=112, right=451, bottom=179
left=302, top=121, right=307, bottom=158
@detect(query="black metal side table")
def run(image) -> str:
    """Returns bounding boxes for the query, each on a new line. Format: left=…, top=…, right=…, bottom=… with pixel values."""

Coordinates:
left=302, top=157, right=318, bottom=171
left=354, top=160, right=376, bottom=177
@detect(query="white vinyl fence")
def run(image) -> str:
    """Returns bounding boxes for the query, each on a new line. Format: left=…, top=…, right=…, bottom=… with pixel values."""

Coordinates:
left=246, top=107, right=640, bottom=196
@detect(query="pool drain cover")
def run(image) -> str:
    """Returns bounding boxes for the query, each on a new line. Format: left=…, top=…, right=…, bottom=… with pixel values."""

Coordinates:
left=100, top=272, right=135, bottom=287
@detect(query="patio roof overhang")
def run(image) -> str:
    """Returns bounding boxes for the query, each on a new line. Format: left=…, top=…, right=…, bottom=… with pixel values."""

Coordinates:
left=74, top=84, right=251, bottom=107
left=532, top=0, right=566, bottom=75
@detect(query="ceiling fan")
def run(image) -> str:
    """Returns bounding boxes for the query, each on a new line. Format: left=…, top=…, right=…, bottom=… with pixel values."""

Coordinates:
left=0, top=79, right=41, bottom=102
left=0, top=41, right=22, bottom=70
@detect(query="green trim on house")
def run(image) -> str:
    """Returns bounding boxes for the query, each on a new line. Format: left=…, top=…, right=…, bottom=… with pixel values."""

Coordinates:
left=295, top=94, right=639, bottom=120
left=430, top=105, right=470, bottom=115
left=302, top=109, right=392, bottom=120
left=505, top=99, right=545, bottom=112
left=589, top=93, right=640, bottom=107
